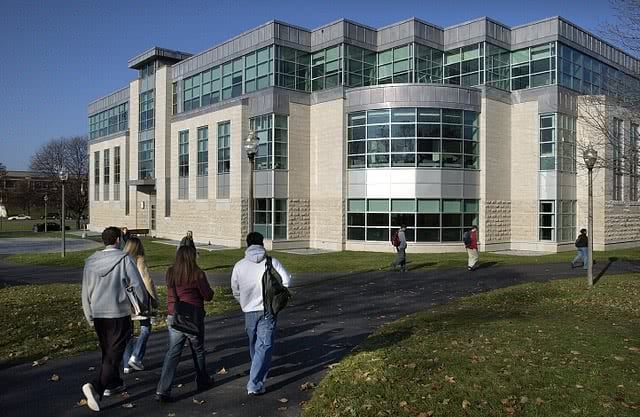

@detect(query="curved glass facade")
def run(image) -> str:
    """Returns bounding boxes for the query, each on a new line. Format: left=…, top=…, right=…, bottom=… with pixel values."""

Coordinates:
left=347, top=107, right=479, bottom=170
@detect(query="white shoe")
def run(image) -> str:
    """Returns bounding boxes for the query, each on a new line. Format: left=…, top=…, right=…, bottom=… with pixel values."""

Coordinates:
left=128, top=357, right=144, bottom=371
left=82, top=383, right=100, bottom=412
left=123, top=367, right=132, bottom=374
left=103, top=384, right=126, bottom=397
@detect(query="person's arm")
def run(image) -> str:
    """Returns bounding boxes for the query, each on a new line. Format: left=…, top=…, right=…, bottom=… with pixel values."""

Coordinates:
left=197, top=272, right=214, bottom=302
left=272, top=257, right=292, bottom=288
left=81, top=264, right=93, bottom=324
left=230, top=264, right=241, bottom=302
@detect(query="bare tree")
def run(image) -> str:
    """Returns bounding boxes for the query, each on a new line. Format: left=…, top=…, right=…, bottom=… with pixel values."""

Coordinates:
left=30, top=136, right=89, bottom=228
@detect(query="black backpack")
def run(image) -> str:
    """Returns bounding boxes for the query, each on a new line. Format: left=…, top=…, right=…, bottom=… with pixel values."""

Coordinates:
left=463, top=231, right=471, bottom=246
left=262, top=256, right=291, bottom=316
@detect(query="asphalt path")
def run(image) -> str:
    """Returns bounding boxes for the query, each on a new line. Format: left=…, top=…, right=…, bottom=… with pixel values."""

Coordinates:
left=0, top=257, right=638, bottom=417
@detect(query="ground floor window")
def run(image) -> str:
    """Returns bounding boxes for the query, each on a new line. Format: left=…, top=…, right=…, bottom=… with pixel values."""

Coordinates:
left=540, top=200, right=576, bottom=242
left=347, top=198, right=478, bottom=242
left=254, top=198, right=287, bottom=240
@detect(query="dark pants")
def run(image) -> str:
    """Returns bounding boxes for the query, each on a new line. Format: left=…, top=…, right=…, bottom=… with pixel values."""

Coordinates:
left=393, top=247, right=406, bottom=271
left=92, top=317, right=132, bottom=398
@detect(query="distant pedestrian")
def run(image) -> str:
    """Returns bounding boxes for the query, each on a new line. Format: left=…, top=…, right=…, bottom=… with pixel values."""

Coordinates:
left=463, top=225, right=479, bottom=271
left=156, top=245, right=214, bottom=402
left=231, top=232, right=292, bottom=395
left=120, top=227, right=131, bottom=250
left=122, top=237, right=158, bottom=374
left=391, top=225, right=408, bottom=272
left=81, top=227, right=147, bottom=412
left=177, top=230, right=196, bottom=252
left=571, top=228, right=589, bottom=270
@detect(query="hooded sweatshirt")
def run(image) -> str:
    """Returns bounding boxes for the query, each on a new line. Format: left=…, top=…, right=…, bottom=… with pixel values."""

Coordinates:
left=230, top=245, right=291, bottom=313
left=81, top=246, right=147, bottom=323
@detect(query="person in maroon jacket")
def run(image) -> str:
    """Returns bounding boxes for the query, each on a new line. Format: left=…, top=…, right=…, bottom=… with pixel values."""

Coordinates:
left=155, top=246, right=214, bottom=402
left=464, top=225, right=479, bottom=271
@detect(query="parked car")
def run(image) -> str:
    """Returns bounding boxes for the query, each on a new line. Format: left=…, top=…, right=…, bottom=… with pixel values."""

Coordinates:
left=32, top=222, right=70, bottom=232
left=7, top=214, right=31, bottom=221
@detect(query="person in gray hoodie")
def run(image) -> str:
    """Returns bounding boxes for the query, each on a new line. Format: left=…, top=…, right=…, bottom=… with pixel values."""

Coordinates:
left=230, top=232, right=291, bottom=395
left=81, top=226, right=147, bottom=412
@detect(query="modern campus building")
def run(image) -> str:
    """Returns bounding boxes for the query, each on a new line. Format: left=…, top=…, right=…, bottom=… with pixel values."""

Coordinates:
left=87, top=16, right=640, bottom=252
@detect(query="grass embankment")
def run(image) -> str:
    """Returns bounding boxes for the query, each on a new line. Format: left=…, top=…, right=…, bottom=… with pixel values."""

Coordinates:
left=0, top=284, right=238, bottom=364
left=302, top=274, right=640, bottom=417
left=5, top=240, right=640, bottom=273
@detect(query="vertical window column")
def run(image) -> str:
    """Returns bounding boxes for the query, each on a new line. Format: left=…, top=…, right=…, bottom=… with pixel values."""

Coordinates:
left=539, top=114, right=556, bottom=170
left=197, top=126, right=208, bottom=199
left=216, top=121, right=230, bottom=199
left=103, top=149, right=110, bottom=201
left=539, top=200, right=555, bottom=241
left=94, top=151, right=100, bottom=201
left=114, top=146, right=120, bottom=201
left=178, top=130, right=189, bottom=200
left=631, top=123, right=639, bottom=201
left=613, top=117, right=623, bottom=200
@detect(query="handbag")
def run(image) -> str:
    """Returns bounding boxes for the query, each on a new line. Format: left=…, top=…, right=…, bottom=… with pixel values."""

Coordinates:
left=171, top=286, right=204, bottom=335
left=262, top=256, right=291, bottom=316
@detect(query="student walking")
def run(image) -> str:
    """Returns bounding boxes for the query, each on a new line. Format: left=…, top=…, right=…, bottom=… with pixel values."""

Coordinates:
left=464, top=225, right=479, bottom=271
left=391, top=225, right=408, bottom=272
left=81, top=227, right=147, bottom=412
left=571, top=229, right=589, bottom=270
left=231, top=232, right=292, bottom=395
left=156, top=245, right=214, bottom=402
left=122, top=237, right=158, bottom=374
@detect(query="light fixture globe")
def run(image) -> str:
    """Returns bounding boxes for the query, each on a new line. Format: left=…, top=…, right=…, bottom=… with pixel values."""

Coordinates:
left=583, top=146, right=598, bottom=170
left=59, top=169, right=69, bottom=182
left=244, top=130, right=259, bottom=158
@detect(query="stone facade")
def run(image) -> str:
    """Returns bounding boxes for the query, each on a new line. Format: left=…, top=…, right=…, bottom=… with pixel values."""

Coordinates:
left=483, top=200, right=512, bottom=244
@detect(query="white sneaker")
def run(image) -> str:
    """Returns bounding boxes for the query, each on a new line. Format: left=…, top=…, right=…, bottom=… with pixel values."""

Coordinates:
left=103, top=384, right=126, bottom=397
left=128, top=357, right=144, bottom=371
left=82, top=383, right=100, bottom=412
left=123, top=367, right=132, bottom=374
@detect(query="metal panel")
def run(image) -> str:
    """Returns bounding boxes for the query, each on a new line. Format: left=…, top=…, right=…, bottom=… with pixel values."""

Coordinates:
left=538, top=171, right=558, bottom=200
left=440, top=184, right=464, bottom=198
left=415, top=183, right=442, bottom=197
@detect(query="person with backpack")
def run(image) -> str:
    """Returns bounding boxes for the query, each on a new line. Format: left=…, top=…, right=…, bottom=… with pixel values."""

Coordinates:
left=230, top=232, right=292, bottom=395
left=155, top=245, right=214, bottom=402
left=463, top=225, right=479, bottom=271
left=391, top=224, right=408, bottom=272
left=571, top=229, right=589, bottom=269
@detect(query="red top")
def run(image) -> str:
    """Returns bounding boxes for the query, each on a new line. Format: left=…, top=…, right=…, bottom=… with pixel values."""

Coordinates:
left=468, top=229, right=478, bottom=250
left=166, top=271, right=214, bottom=315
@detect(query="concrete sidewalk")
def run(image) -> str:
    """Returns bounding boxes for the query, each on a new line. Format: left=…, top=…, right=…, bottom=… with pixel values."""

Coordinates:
left=0, top=259, right=638, bottom=417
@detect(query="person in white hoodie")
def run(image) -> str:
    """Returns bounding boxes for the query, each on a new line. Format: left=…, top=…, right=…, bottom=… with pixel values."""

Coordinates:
left=80, top=226, right=147, bottom=412
left=231, top=232, right=291, bottom=395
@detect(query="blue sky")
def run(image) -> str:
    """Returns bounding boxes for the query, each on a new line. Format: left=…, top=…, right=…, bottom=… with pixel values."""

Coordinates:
left=0, top=0, right=621, bottom=170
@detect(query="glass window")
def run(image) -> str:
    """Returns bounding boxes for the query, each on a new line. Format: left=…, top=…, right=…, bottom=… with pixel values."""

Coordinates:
left=217, top=121, right=230, bottom=174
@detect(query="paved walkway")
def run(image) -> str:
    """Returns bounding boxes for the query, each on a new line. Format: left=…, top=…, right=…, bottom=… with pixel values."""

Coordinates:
left=0, top=237, right=101, bottom=255
left=0, top=258, right=638, bottom=417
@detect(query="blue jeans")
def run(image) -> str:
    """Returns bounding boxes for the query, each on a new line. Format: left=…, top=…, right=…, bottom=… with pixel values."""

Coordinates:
left=156, top=315, right=210, bottom=396
left=572, top=247, right=589, bottom=269
left=244, top=311, right=276, bottom=393
left=123, top=319, right=151, bottom=365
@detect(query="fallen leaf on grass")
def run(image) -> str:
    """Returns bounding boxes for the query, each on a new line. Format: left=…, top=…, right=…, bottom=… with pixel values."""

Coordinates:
left=216, top=367, right=228, bottom=375
left=417, top=412, right=434, bottom=417
left=193, top=398, right=206, bottom=405
left=399, top=401, right=408, bottom=407
left=76, top=399, right=87, bottom=407
left=442, top=398, right=450, bottom=405
left=32, top=356, right=49, bottom=367
left=49, top=374, right=60, bottom=382
left=444, top=375, right=456, bottom=384
left=504, top=407, right=516, bottom=416
left=462, top=399, right=471, bottom=409
left=570, top=350, right=581, bottom=355
left=628, top=347, right=640, bottom=352
left=278, top=398, right=289, bottom=403
left=576, top=384, right=584, bottom=389
left=300, top=382, right=317, bottom=391
left=614, top=356, right=625, bottom=361
left=121, top=403, right=135, bottom=409
left=535, top=398, right=545, bottom=406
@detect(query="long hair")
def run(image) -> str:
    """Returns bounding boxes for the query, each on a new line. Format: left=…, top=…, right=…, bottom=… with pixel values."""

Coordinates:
left=123, top=236, right=145, bottom=259
left=167, top=245, right=201, bottom=287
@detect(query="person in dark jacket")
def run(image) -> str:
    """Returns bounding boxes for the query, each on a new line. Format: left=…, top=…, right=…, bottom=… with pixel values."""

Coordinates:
left=571, top=228, right=589, bottom=270
left=155, top=245, right=214, bottom=402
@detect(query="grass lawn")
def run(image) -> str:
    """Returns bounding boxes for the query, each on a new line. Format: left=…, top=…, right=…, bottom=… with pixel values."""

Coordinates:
left=302, top=273, right=640, bottom=417
left=0, top=284, right=238, bottom=365
left=4, top=240, right=640, bottom=273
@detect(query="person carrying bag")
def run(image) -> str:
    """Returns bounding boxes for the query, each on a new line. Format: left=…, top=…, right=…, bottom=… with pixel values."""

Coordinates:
left=155, top=245, right=214, bottom=402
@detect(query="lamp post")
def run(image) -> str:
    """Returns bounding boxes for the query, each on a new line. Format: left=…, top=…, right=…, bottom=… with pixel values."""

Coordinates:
left=80, top=182, right=87, bottom=238
left=59, top=169, right=68, bottom=257
left=43, top=194, right=48, bottom=233
left=583, top=145, right=598, bottom=287
left=244, top=130, right=259, bottom=235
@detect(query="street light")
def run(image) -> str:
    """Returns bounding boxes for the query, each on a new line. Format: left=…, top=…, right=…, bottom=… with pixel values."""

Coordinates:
left=583, top=145, right=598, bottom=287
left=244, top=130, right=259, bottom=235
left=59, top=169, right=69, bottom=258
left=43, top=194, right=48, bottom=233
